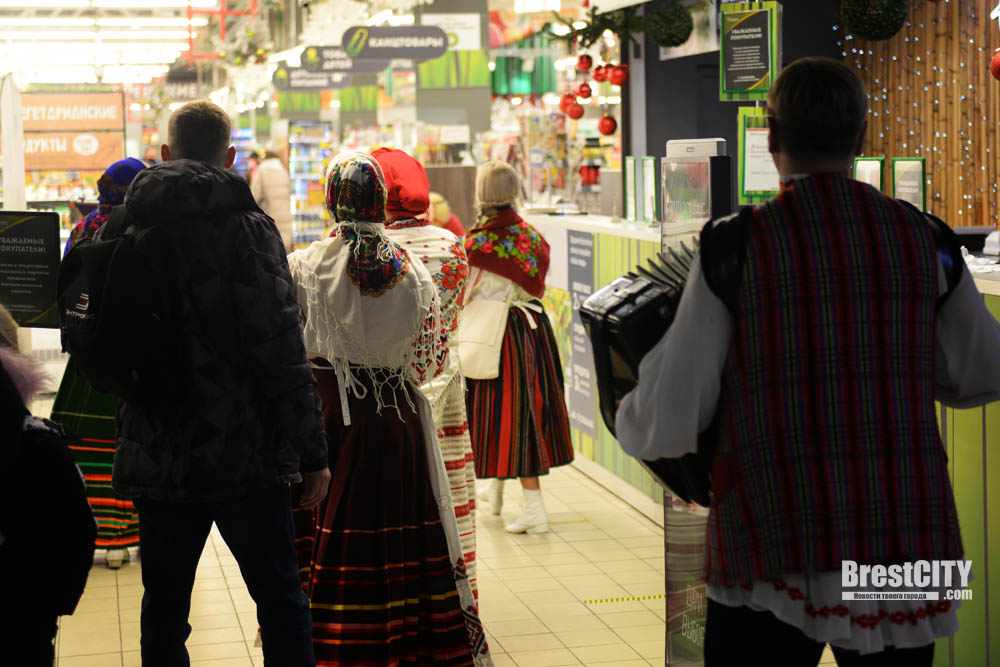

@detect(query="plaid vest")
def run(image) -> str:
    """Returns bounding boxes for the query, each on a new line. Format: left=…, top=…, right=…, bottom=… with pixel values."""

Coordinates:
left=704, top=173, right=963, bottom=587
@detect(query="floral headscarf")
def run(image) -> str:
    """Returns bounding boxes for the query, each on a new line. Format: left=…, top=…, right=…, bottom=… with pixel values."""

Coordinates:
left=325, top=152, right=411, bottom=297
left=65, top=157, right=145, bottom=254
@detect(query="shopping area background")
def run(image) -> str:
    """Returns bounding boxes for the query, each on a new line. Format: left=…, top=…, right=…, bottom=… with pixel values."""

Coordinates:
left=3, top=0, right=1000, bottom=666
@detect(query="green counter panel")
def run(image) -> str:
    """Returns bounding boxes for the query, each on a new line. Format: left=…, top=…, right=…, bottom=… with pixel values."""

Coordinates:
left=545, top=231, right=663, bottom=503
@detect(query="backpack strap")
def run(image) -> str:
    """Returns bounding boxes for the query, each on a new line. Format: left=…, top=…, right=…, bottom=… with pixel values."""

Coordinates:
left=93, top=205, right=131, bottom=243
left=896, top=200, right=964, bottom=304
left=699, top=206, right=754, bottom=316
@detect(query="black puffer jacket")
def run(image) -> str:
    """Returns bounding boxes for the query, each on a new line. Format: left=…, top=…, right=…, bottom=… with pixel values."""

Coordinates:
left=111, top=159, right=327, bottom=502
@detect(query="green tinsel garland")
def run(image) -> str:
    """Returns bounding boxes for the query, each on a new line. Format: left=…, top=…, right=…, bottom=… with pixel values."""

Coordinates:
left=646, top=0, right=694, bottom=48
left=841, top=0, right=908, bottom=41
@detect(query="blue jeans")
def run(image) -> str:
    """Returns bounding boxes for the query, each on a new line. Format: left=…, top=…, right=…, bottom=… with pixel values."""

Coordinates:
left=134, top=485, right=315, bottom=667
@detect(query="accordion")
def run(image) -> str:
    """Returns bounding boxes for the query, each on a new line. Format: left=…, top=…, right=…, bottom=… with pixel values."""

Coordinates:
left=579, top=241, right=714, bottom=507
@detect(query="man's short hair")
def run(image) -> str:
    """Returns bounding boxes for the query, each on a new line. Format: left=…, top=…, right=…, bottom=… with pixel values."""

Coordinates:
left=767, top=58, right=869, bottom=163
left=167, top=100, right=232, bottom=166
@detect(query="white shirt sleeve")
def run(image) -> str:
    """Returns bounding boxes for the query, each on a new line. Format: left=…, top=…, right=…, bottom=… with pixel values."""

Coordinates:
left=615, top=254, right=733, bottom=461
left=934, top=263, right=1000, bottom=407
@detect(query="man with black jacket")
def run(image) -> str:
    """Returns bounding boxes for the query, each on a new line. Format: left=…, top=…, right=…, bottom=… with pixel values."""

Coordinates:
left=106, top=101, right=330, bottom=667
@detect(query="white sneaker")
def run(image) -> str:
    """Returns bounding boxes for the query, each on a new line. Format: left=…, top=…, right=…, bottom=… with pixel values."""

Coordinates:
left=504, top=489, right=549, bottom=534
left=476, top=478, right=504, bottom=516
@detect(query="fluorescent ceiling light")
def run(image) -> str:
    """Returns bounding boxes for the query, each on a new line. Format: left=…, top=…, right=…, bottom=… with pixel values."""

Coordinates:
left=388, top=14, right=414, bottom=26
left=97, top=17, right=208, bottom=27
left=5, top=18, right=96, bottom=27
left=0, top=0, right=88, bottom=6
left=15, top=41, right=190, bottom=52
left=0, top=31, right=96, bottom=40
left=366, top=9, right=392, bottom=25
left=24, top=66, right=98, bottom=84
left=98, top=30, right=193, bottom=40
left=93, top=0, right=217, bottom=6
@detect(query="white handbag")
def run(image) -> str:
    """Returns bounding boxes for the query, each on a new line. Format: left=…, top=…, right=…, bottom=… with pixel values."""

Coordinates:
left=455, top=299, right=510, bottom=380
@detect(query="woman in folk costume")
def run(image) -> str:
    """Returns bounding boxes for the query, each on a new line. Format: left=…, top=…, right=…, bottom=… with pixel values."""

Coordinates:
left=288, top=152, right=491, bottom=666
left=460, top=161, right=574, bottom=535
left=52, top=157, right=146, bottom=569
left=372, top=147, right=480, bottom=600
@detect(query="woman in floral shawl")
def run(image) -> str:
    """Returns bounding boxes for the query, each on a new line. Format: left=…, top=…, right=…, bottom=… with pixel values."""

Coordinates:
left=459, top=161, right=574, bottom=535
left=52, top=157, right=146, bottom=569
left=288, top=152, right=491, bottom=666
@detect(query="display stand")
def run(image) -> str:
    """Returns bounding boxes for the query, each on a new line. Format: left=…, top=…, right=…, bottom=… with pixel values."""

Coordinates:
left=289, top=121, right=333, bottom=249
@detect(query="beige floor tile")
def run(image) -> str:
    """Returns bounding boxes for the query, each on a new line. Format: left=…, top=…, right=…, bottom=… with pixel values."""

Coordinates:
left=58, top=653, right=124, bottom=667
left=186, top=627, right=246, bottom=646
left=596, top=560, right=657, bottom=575
left=189, top=600, right=238, bottom=617
left=540, top=613, right=610, bottom=633
left=491, top=565, right=552, bottom=581
left=596, top=610, right=663, bottom=628
left=609, top=569, right=665, bottom=585
left=507, top=648, right=582, bottom=666
left=570, top=643, right=641, bottom=662
left=532, top=552, right=593, bottom=567
left=190, top=613, right=242, bottom=630
left=193, top=577, right=230, bottom=591
left=547, top=561, right=604, bottom=576
left=517, top=589, right=580, bottom=606
left=821, top=645, right=836, bottom=664
left=77, top=585, right=119, bottom=602
left=555, top=628, right=624, bottom=648
left=58, top=623, right=121, bottom=657
left=478, top=602, right=536, bottom=622
left=505, top=577, right=566, bottom=593
left=584, top=601, right=648, bottom=615
left=60, top=609, right=120, bottom=631
left=629, top=639, right=666, bottom=659
left=187, top=641, right=251, bottom=661
left=491, top=655, right=518, bottom=667
left=584, top=661, right=650, bottom=667
left=122, top=650, right=140, bottom=667
left=620, top=581, right=666, bottom=598
left=531, top=602, right=596, bottom=621
left=629, top=547, right=665, bottom=559
left=483, top=618, right=548, bottom=637
left=612, top=623, right=666, bottom=644
left=191, top=658, right=252, bottom=666
left=498, top=632, right=565, bottom=653
left=519, top=540, right=580, bottom=554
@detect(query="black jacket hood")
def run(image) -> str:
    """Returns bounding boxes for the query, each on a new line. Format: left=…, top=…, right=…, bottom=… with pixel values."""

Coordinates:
left=124, top=159, right=260, bottom=223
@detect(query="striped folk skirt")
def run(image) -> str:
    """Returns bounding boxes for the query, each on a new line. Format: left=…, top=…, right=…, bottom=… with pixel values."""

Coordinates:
left=467, top=304, right=574, bottom=479
left=294, top=368, right=489, bottom=666
left=422, top=362, right=478, bottom=600
left=51, top=359, right=139, bottom=550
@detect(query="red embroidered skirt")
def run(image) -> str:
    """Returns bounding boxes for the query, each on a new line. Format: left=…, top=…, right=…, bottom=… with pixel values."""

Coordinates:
left=466, top=304, right=574, bottom=479
left=294, top=369, right=475, bottom=666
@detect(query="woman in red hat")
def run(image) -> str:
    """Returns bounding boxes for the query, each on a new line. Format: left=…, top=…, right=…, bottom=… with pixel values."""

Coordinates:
left=372, top=147, right=480, bottom=601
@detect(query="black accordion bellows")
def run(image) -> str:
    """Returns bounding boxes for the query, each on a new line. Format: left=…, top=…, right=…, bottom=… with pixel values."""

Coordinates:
left=579, top=241, right=714, bottom=507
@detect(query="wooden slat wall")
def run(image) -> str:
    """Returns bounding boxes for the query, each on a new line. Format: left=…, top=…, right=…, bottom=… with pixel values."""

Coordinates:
left=843, top=0, right=999, bottom=226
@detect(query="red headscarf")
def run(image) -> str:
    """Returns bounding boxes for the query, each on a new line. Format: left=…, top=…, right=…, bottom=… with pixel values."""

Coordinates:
left=370, top=147, right=431, bottom=220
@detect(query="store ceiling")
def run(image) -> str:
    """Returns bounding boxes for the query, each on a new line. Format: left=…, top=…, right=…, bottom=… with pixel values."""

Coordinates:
left=0, top=1, right=221, bottom=84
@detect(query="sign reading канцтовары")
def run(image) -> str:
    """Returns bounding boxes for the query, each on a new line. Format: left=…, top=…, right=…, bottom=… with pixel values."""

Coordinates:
left=0, top=212, right=61, bottom=328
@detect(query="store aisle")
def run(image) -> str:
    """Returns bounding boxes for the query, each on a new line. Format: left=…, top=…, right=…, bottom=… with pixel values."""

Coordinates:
left=51, top=463, right=837, bottom=667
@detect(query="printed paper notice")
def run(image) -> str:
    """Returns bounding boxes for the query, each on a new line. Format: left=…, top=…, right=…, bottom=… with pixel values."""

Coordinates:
left=743, top=127, right=779, bottom=193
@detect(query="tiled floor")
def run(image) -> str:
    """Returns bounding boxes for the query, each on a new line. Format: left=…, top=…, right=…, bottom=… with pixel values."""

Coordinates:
left=50, top=464, right=838, bottom=666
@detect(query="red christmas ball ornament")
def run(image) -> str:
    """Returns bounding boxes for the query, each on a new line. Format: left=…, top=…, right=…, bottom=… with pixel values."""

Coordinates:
left=567, top=102, right=585, bottom=120
left=577, top=54, right=593, bottom=72
left=559, top=92, right=576, bottom=112
left=598, top=114, right=617, bottom=136
left=592, top=64, right=607, bottom=82
left=576, top=83, right=592, bottom=99
left=992, top=48, right=1000, bottom=82
left=608, top=64, right=630, bottom=86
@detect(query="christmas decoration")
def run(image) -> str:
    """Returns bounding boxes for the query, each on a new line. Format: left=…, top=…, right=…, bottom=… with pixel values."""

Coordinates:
left=560, top=92, right=577, bottom=112
left=598, top=114, right=618, bottom=135
left=645, top=0, right=694, bottom=48
left=840, top=0, right=908, bottom=41
left=576, top=83, right=593, bottom=99
left=567, top=102, right=585, bottom=119
left=592, top=65, right=607, bottom=82
left=991, top=48, right=1000, bottom=81
left=577, top=54, right=593, bottom=72
left=608, top=64, right=630, bottom=86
